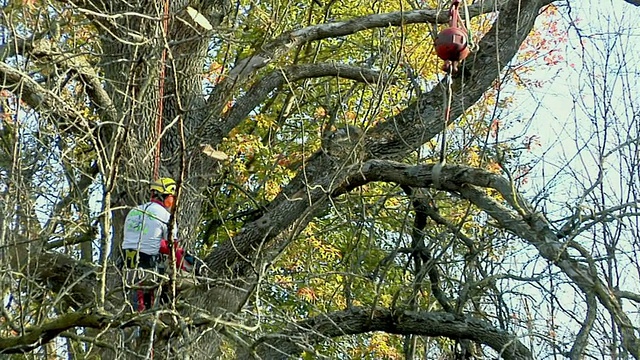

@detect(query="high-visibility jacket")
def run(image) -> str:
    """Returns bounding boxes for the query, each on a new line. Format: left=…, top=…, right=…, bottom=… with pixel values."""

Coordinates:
left=122, top=200, right=190, bottom=270
left=122, top=200, right=177, bottom=256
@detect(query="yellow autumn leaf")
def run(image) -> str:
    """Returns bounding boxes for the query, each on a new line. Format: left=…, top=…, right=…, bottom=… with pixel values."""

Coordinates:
left=200, top=144, right=228, bottom=160
left=314, top=107, right=327, bottom=118
left=296, top=287, right=317, bottom=302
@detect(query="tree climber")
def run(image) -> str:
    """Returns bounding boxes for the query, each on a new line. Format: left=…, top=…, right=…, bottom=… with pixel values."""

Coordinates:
left=121, top=177, right=194, bottom=312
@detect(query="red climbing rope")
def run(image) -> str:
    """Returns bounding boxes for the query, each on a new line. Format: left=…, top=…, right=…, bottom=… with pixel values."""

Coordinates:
left=154, top=0, right=170, bottom=179
left=434, top=0, right=470, bottom=73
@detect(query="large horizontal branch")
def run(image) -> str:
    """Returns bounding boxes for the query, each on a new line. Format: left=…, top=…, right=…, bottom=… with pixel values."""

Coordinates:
left=1, top=37, right=117, bottom=124
left=338, top=160, right=531, bottom=212
left=44, top=229, right=96, bottom=250
left=366, top=0, right=554, bottom=159
left=249, top=307, right=532, bottom=360
left=219, top=62, right=390, bottom=139
left=203, top=1, right=505, bottom=123
left=0, top=305, right=194, bottom=354
left=0, top=292, right=260, bottom=354
left=0, top=312, right=109, bottom=354
left=0, top=62, right=91, bottom=128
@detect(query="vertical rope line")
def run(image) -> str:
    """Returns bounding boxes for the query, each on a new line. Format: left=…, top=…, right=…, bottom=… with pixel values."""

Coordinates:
left=154, top=0, right=170, bottom=179
left=432, top=68, right=453, bottom=189
left=440, top=68, right=453, bottom=163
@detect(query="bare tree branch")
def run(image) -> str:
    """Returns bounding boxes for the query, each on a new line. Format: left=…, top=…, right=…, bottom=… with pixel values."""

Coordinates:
left=615, top=290, right=640, bottom=304
left=28, top=252, right=98, bottom=308
left=0, top=312, right=108, bottom=354
left=339, top=159, right=640, bottom=359
left=0, top=62, right=91, bottom=128
left=1, top=37, right=117, bottom=123
left=569, top=292, right=597, bottom=360
left=220, top=62, right=390, bottom=138
left=0, top=306, right=188, bottom=354
left=44, top=229, right=97, bottom=250
left=248, top=307, right=532, bottom=360
left=401, top=186, right=455, bottom=313
left=203, top=1, right=508, bottom=123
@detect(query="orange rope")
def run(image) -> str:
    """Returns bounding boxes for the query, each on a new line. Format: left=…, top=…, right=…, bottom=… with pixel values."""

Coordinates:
left=154, top=0, right=170, bottom=179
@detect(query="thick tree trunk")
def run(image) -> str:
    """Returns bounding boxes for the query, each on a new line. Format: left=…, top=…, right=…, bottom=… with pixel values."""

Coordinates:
left=95, top=0, right=230, bottom=250
left=88, top=1, right=231, bottom=357
left=85, top=0, right=222, bottom=257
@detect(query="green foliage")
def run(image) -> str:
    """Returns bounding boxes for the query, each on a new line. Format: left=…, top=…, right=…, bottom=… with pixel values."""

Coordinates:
left=190, top=0, right=558, bottom=358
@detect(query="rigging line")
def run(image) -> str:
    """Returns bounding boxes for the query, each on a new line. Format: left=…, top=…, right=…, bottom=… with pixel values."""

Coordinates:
left=461, top=0, right=478, bottom=51
left=155, top=0, right=170, bottom=179
left=433, top=66, right=453, bottom=189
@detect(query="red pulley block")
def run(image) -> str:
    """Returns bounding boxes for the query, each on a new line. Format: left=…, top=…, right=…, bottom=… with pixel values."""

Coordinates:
left=435, top=27, right=469, bottom=62
left=434, top=0, right=470, bottom=71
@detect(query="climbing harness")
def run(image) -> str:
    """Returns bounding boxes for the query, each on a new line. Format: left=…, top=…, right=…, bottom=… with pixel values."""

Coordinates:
left=434, top=0, right=471, bottom=73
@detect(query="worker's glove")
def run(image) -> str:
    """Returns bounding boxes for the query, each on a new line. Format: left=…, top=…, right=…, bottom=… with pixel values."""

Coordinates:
left=159, top=239, right=179, bottom=255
